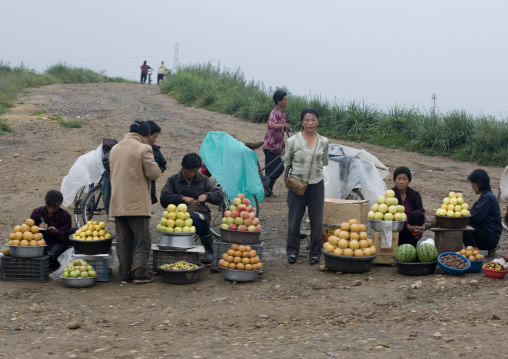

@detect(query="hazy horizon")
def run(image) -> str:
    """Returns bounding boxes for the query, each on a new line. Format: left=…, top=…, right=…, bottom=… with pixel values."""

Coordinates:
left=3, top=0, right=508, bottom=118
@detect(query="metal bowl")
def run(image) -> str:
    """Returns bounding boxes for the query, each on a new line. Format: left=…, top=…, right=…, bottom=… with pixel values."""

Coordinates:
left=435, top=215, right=470, bottom=229
left=158, top=231, right=196, bottom=249
left=219, top=228, right=261, bottom=244
left=221, top=267, right=259, bottom=282
left=8, top=245, right=46, bottom=258
left=369, top=220, right=405, bottom=232
left=61, top=275, right=96, bottom=288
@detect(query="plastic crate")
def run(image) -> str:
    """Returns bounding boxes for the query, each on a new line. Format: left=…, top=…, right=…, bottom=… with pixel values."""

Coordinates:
left=0, top=255, right=49, bottom=282
left=213, top=239, right=263, bottom=268
left=87, top=256, right=113, bottom=282
left=152, top=249, right=200, bottom=273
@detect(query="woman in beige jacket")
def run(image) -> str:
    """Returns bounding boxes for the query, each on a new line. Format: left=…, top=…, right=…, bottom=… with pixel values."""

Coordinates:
left=109, top=121, right=161, bottom=284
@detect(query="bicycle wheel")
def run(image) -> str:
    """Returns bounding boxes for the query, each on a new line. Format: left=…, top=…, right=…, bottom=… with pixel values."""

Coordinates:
left=346, top=188, right=365, bottom=201
left=73, top=184, right=93, bottom=227
left=82, top=184, right=108, bottom=226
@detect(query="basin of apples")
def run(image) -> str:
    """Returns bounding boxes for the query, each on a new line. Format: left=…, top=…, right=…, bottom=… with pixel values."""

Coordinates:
left=368, top=189, right=407, bottom=222
left=157, top=203, right=196, bottom=233
left=435, top=192, right=470, bottom=217
left=220, top=194, right=261, bottom=232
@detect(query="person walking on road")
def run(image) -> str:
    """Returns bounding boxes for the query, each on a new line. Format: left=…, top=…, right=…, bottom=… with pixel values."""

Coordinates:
left=109, top=121, right=161, bottom=284
left=157, top=61, right=171, bottom=85
left=262, top=90, right=291, bottom=196
left=140, top=60, right=152, bottom=84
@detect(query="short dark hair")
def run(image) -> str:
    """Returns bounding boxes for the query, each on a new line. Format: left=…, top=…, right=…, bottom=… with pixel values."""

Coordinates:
left=147, top=120, right=161, bottom=134
left=130, top=121, right=151, bottom=137
left=468, top=169, right=491, bottom=191
left=181, top=153, right=202, bottom=169
left=393, top=166, right=412, bottom=182
left=300, top=107, right=319, bottom=122
left=45, top=190, right=63, bottom=207
left=273, top=90, right=287, bottom=105
left=143, top=60, right=147, bottom=65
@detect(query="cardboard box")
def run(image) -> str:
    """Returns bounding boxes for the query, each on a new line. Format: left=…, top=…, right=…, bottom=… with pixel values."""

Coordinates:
left=323, top=198, right=370, bottom=226
left=372, top=230, right=399, bottom=265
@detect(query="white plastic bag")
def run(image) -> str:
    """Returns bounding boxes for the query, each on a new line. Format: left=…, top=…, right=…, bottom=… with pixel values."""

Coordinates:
left=60, top=144, right=105, bottom=207
left=499, top=166, right=508, bottom=202
left=324, top=144, right=388, bottom=206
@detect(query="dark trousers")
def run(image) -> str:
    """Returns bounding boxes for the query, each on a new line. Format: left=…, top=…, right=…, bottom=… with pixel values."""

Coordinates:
left=287, top=180, right=324, bottom=260
left=398, top=211, right=425, bottom=247
left=463, top=225, right=498, bottom=250
left=157, top=74, right=164, bottom=84
left=190, top=213, right=209, bottom=237
left=140, top=73, right=147, bottom=84
left=263, top=149, right=284, bottom=192
left=115, top=216, right=151, bottom=279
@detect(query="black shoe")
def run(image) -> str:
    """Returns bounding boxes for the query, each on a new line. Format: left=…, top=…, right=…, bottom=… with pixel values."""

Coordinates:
left=288, top=255, right=297, bottom=264
left=133, top=276, right=153, bottom=284
left=120, top=277, right=133, bottom=284
left=310, top=257, right=320, bottom=265
left=201, top=251, right=213, bottom=264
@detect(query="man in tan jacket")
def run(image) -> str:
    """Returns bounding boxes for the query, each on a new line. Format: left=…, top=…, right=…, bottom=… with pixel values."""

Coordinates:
left=109, top=121, right=161, bottom=284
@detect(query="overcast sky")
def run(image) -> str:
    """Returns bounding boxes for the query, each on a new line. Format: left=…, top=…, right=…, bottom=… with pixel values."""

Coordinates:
left=3, top=0, right=508, bottom=117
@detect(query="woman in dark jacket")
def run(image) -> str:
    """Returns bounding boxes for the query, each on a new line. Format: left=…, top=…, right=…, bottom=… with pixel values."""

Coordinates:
left=160, top=153, right=224, bottom=264
left=147, top=121, right=167, bottom=204
left=392, top=166, right=426, bottom=247
left=463, top=169, right=502, bottom=250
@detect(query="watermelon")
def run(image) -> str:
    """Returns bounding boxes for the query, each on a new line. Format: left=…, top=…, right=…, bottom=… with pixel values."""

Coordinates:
left=396, top=244, right=417, bottom=262
left=417, top=243, right=439, bottom=262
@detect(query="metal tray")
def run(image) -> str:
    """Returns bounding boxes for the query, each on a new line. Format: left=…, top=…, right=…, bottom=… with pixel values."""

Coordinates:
left=221, top=267, right=259, bottom=282
left=8, top=245, right=46, bottom=258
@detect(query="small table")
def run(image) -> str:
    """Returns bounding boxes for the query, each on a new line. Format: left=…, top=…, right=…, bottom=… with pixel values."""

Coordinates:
left=430, top=226, right=474, bottom=254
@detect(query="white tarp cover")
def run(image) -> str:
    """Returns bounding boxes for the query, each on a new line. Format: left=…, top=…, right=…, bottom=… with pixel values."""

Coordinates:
left=60, top=144, right=104, bottom=207
left=324, top=144, right=388, bottom=206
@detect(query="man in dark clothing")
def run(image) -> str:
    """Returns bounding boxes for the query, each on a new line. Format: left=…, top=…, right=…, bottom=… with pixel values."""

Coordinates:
left=140, top=60, right=152, bottom=84
left=160, top=153, right=224, bottom=264
left=147, top=121, right=167, bottom=204
left=30, top=190, right=73, bottom=263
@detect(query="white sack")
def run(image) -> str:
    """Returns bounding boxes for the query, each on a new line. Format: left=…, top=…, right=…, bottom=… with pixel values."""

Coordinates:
left=60, top=144, right=105, bottom=207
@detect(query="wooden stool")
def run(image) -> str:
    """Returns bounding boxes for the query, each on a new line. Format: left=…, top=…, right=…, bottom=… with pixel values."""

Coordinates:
left=430, top=226, right=474, bottom=254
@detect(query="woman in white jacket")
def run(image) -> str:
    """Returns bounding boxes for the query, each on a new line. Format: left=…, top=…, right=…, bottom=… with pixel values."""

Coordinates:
left=157, top=61, right=171, bottom=84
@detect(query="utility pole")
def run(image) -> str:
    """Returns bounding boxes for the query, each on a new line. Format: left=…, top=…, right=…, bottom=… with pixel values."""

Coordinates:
left=173, top=43, right=179, bottom=73
left=431, top=93, right=438, bottom=115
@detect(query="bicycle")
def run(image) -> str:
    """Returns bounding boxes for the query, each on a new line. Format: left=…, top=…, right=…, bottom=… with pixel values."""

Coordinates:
left=73, top=177, right=108, bottom=228
left=245, top=128, right=294, bottom=197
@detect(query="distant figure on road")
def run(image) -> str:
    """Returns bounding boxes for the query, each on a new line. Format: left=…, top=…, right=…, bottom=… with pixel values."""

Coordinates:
left=157, top=61, right=171, bottom=85
left=140, top=61, right=152, bottom=84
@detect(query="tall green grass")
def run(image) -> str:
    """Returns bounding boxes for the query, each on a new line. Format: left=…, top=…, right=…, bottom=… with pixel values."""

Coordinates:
left=160, top=62, right=508, bottom=166
left=0, top=61, right=134, bottom=134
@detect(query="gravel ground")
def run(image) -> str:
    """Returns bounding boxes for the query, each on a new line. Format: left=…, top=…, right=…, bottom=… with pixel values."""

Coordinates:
left=0, top=83, right=507, bottom=358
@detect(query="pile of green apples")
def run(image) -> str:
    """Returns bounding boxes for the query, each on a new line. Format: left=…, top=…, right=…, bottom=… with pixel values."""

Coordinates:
left=435, top=192, right=470, bottom=217
left=367, top=189, right=407, bottom=221
left=63, top=259, right=97, bottom=278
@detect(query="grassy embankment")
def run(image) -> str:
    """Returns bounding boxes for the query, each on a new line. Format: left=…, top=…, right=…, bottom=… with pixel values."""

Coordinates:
left=0, top=62, right=135, bottom=133
left=160, top=62, right=508, bottom=167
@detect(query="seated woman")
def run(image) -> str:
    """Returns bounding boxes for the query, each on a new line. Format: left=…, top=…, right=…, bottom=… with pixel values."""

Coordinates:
left=463, top=169, right=502, bottom=250
left=392, top=166, right=426, bottom=247
left=30, top=190, right=73, bottom=264
left=160, top=153, right=224, bottom=264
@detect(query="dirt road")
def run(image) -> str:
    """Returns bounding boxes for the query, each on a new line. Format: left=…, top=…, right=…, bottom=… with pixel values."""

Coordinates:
left=0, top=83, right=507, bottom=358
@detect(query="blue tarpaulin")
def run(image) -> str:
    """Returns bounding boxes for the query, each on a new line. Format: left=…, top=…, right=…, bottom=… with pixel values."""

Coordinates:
left=199, top=131, right=265, bottom=203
